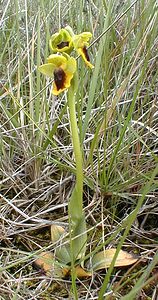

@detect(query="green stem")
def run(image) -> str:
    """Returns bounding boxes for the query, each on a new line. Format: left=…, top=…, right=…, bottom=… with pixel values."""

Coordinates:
left=67, top=74, right=83, bottom=213
left=67, top=72, right=87, bottom=259
left=67, top=73, right=85, bottom=300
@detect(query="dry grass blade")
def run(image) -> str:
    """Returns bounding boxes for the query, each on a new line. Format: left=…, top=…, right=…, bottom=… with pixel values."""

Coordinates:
left=0, top=0, right=157, bottom=299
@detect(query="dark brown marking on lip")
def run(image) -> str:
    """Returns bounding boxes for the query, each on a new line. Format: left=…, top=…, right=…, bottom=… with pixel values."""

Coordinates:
left=57, top=41, right=69, bottom=49
left=82, top=46, right=90, bottom=61
left=54, top=68, right=66, bottom=91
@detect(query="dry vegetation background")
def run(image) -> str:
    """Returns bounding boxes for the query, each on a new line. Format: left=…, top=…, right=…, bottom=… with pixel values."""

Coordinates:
left=0, top=0, right=158, bottom=299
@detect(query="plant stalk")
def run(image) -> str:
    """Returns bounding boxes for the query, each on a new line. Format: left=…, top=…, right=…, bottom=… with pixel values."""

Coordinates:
left=67, top=74, right=83, bottom=214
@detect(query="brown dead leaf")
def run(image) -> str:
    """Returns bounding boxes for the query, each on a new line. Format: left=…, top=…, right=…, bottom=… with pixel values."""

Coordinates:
left=34, top=252, right=91, bottom=278
left=63, top=265, right=91, bottom=278
left=34, top=251, right=67, bottom=277
left=34, top=251, right=54, bottom=274
left=73, top=265, right=92, bottom=278
left=90, top=248, right=138, bottom=271
left=51, top=224, right=65, bottom=243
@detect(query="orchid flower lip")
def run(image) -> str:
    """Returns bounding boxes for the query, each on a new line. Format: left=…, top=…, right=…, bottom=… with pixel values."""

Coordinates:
left=82, top=46, right=90, bottom=62
left=38, top=53, right=76, bottom=95
left=54, top=68, right=66, bottom=91
left=57, top=41, right=69, bottom=49
left=72, top=32, right=94, bottom=68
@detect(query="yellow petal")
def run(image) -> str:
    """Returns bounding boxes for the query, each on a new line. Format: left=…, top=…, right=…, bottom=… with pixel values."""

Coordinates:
left=66, top=56, right=77, bottom=74
left=39, top=53, right=77, bottom=96
left=52, top=70, right=73, bottom=96
left=77, top=47, right=94, bottom=69
left=52, top=55, right=76, bottom=95
left=73, top=32, right=92, bottom=49
left=49, top=28, right=73, bottom=54
left=47, top=54, right=67, bottom=69
left=64, top=72, right=74, bottom=88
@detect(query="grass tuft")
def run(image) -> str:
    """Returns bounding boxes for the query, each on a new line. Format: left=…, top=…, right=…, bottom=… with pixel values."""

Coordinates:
left=0, top=0, right=158, bottom=299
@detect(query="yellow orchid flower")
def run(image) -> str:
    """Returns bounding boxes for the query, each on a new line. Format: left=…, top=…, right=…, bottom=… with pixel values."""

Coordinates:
left=49, top=28, right=73, bottom=54
left=39, top=54, right=76, bottom=95
left=72, top=32, right=94, bottom=69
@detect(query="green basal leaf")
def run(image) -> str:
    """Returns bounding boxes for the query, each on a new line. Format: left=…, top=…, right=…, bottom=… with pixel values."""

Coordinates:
left=51, top=224, right=71, bottom=264
left=69, top=186, right=87, bottom=265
